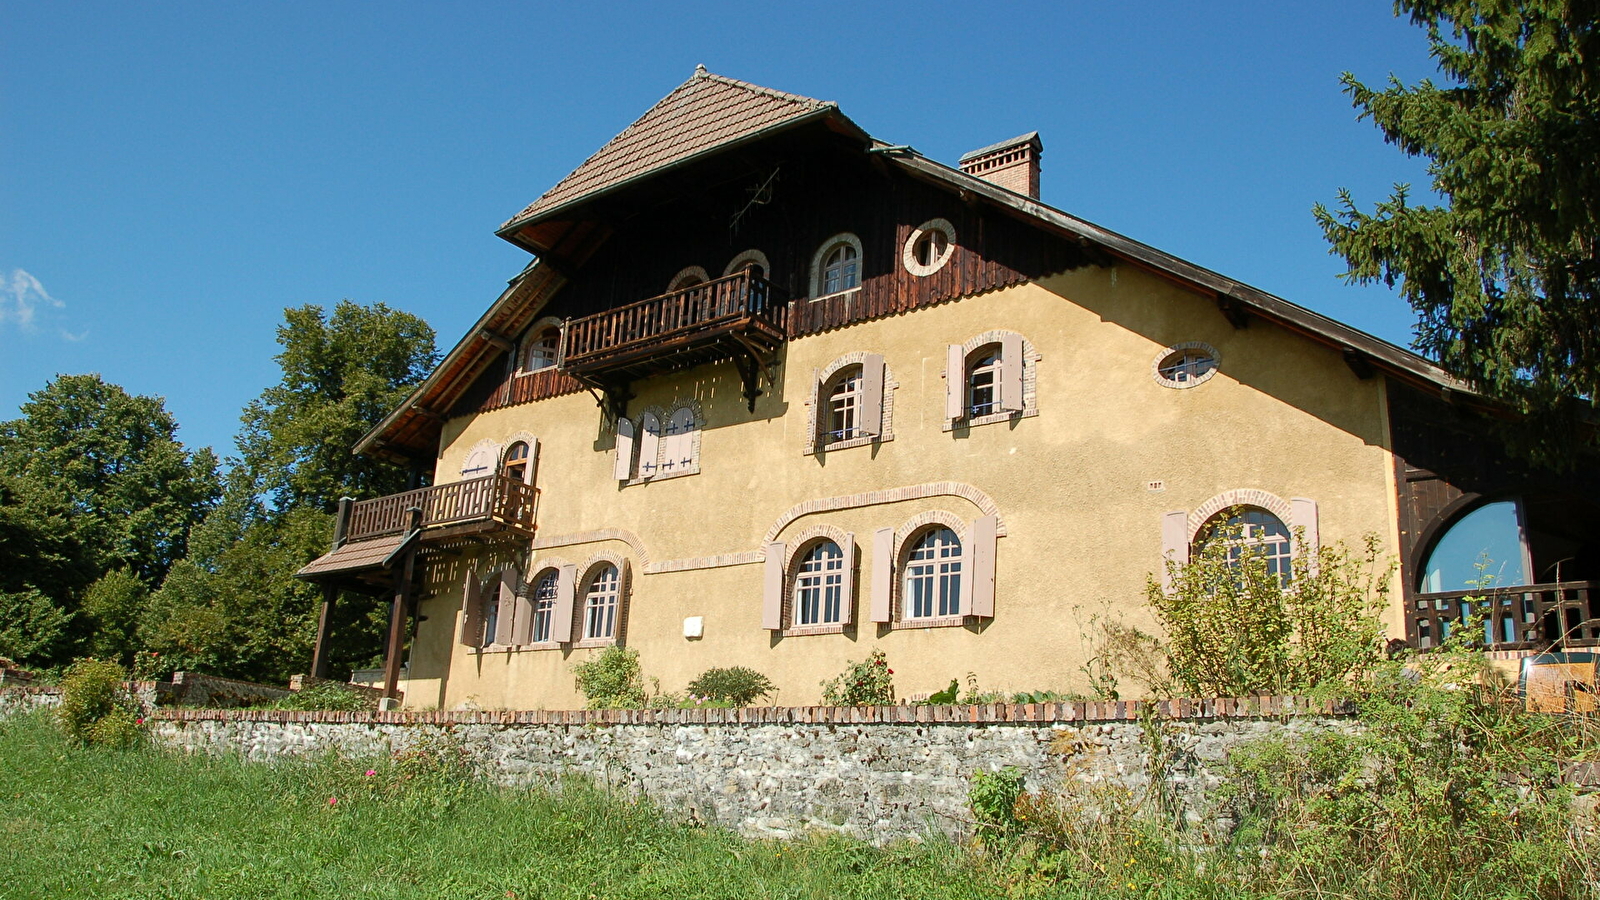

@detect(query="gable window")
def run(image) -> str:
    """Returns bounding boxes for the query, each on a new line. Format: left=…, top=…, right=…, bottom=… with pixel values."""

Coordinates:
left=583, top=564, right=620, bottom=640
left=794, top=540, right=847, bottom=626
left=1195, top=507, right=1292, bottom=584
left=522, top=329, right=559, bottom=373
left=810, top=233, right=863, bottom=298
left=502, top=441, right=530, bottom=483
left=902, top=218, right=956, bottom=277
left=1153, top=342, right=1219, bottom=389
left=945, top=332, right=1032, bottom=429
left=530, top=570, right=559, bottom=643
left=905, top=527, right=962, bottom=620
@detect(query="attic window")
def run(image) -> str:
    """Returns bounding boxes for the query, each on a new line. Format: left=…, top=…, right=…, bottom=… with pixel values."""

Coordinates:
left=521, top=329, right=559, bottom=373
left=811, top=233, right=863, bottom=298
left=902, top=218, right=956, bottom=277
left=668, top=266, right=710, bottom=292
left=1153, top=342, right=1220, bottom=389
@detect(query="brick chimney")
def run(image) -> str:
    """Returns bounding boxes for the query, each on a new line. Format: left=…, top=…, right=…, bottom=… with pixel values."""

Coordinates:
left=958, top=132, right=1042, bottom=199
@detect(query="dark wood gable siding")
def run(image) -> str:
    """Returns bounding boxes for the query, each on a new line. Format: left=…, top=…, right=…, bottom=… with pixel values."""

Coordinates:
left=458, top=157, right=1088, bottom=418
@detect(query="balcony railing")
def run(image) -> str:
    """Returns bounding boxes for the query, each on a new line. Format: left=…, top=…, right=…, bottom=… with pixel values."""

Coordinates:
left=1407, top=580, right=1600, bottom=650
left=345, top=474, right=538, bottom=542
left=560, top=270, right=787, bottom=374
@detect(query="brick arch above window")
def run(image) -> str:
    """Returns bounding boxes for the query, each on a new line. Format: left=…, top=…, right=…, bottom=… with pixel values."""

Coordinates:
left=763, top=481, right=1006, bottom=544
left=667, top=265, right=710, bottom=291
left=892, top=510, right=970, bottom=563
left=1186, top=489, right=1295, bottom=544
left=722, top=249, right=771, bottom=278
left=458, top=438, right=502, bottom=480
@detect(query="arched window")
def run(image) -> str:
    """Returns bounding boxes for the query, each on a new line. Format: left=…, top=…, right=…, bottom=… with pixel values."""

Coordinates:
left=905, top=528, right=962, bottom=620
left=1422, top=500, right=1530, bottom=593
left=826, top=366, right=863, bottom=444
left=502, top=441, right=530, bottom=483
left=794, top=540, right=846, bottom=626
left=1195, top=507, right=1293, bottom=583
left=668, top=266, right=710, bottom=292
left=822, top=243, right=858, bottom=295
left=583, top=564, right=620, bottom=640
left=966, top=345, right=1002, bottom=418
left=522, top=329, right=559, bottom=372
left=530, top=570, right=559, bottom=644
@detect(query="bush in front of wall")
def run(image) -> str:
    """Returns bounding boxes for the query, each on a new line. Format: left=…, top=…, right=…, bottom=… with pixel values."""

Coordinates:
left=819, top=649, right=895, bottom=706
left=57, top=658, right=143, bottom=748
left=571, top=646, right=648, bottom=709
left=273, top=681, right=371, bottom=712
left=685, top=666, right=775, bottom=706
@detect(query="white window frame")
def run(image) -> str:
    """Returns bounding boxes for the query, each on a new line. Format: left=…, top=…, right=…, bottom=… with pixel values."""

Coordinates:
left=902, top=527, right=964, bottom=623
left=793, top=540, right=847, bottom=627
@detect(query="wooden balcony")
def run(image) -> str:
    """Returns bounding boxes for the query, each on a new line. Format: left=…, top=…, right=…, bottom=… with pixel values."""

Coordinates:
left=559, top=270, right=787, bottom=412
left=1407, top=581, right=1600, bottom=651
left=346, top=474, right=539, bottom=544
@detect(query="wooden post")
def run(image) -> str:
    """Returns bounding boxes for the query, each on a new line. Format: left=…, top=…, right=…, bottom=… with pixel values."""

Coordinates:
left=311, top=584, right=338, bottom=679
left=381, top=507, right=423, bottom=702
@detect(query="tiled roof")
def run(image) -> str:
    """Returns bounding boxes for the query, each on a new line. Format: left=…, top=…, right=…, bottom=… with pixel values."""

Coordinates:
left=501, top=68, right=836, bottom=231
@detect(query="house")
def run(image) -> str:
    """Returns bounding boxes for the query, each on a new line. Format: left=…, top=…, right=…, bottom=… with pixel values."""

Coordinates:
left=298, top=68, right=1600, bottom=709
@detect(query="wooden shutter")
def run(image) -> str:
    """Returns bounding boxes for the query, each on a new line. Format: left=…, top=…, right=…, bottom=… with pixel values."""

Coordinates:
left=859, top=354, right=885, bottom=438
left=551, top=563, right=578, bottom=643
left=967, top=515, right=998, bottom=618
left=945, top=344, right=965, bottom=422
left=762, top=541, right=785, bottom=631
left=495, top=569, right=520, bottom=645
left=999, top=333, right=1025, bottom=412
left=637, top=412, right=661, bottom=481
left=1160, top=511, right=1189, bottom=591
left=524, top=437, right=541, bottom=486
left=663, top=408, right=695, bottom=474
left=1291, top=498, right=1320, bottom=569
left=838, top=532, right=857, bottom=625
left=811, top=370, right=826, bottom=450
left=870, top=527, right=894, bottom=623
left=616, top=558, right=632, bottom=643
left=613, top=417, right=635, bottom=481
left=459, top=574, right=483, bottom=647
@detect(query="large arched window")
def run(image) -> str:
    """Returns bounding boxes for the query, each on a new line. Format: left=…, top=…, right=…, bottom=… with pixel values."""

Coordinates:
left=1421, top=500, right=1529, bottom=593
left=794, top=540, right=846, bottom=626
left=530, top=570, right=559, bottom=644
left=904, top=527, right=962, bottom=620
left=583, top=564, right=620, bottom=641
left=1194, top=507, right=1292, bottom=583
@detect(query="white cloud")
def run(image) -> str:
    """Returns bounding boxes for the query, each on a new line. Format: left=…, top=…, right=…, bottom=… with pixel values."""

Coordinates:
left=1, top=268, right=68, bottom=334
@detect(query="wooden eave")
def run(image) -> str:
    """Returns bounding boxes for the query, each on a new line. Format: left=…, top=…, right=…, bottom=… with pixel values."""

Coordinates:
left=881, top=148, right=1485, bottom=407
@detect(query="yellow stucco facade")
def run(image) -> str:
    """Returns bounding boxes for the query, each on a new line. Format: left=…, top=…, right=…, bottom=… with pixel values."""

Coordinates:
left=397, top=263, right=1405, bottom=710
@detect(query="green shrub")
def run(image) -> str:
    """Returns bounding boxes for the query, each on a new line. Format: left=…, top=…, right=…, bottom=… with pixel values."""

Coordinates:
left=57, top=658, right=143, bottom=748
left=685, top=666, right=775, bottom=706
left=819, top=649, right=895, bottom=706
left=571, top=646, right=648, bottom=709
left=967, top=766, right=1024, bottom=846
left=1147, top=521, right=1390, bottom=696
left=273, top=681, right=371, bottom=711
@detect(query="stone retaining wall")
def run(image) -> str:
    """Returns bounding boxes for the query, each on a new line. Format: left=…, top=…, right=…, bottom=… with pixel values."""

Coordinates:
left=145, top=697, right=1356, bottom=843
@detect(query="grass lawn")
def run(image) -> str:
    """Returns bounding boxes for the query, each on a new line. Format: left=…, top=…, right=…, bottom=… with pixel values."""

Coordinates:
left=0, top=711, right=1253, bottom=900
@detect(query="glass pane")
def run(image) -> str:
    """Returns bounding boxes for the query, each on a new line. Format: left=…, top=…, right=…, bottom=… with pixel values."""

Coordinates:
left=1422, top=501, right=1528, bottom=592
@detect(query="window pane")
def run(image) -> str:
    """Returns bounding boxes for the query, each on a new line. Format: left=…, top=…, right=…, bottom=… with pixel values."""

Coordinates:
left=1423, top=501, right=1528, bottom=592
left=532, top=573, right=558, bottom=643
left=906, top=528, right=961, bottom=619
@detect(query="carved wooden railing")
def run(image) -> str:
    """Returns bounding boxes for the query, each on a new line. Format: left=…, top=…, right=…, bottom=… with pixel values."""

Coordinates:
left=561, top=270, right=787, bottom=368
left=1408, top=580, right=1600, bottom=650
left=345, top=475, right=538, bottom=542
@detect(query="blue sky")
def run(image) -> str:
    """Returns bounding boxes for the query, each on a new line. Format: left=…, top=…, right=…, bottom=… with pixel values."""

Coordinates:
left=3, top=2, right=1441, bottom=458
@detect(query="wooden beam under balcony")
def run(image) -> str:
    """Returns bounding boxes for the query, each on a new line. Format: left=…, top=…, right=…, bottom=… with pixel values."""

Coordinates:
left=559, top=270, right=788, bottom=413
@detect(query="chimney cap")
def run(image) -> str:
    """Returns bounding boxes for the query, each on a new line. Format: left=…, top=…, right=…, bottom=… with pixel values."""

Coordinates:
left=959, top=132, right=1042, bottom=164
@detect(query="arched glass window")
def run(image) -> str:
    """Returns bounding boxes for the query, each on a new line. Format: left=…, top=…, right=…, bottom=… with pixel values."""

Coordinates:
left=1422, top=501, right=1529, bottom=593
left=905, top=528, right=962, bottom=619
left=821, top=243, right=859, bottom=295
left=826, top=366, right=863, bottom=443
left=522, top=329, right=558, bottom=372
left=966, top=345, right=1002, bottom=418
left=530, top=570, right=559, bottom=643
left=502, top=441, right=530, bottom=483
left=1196, top=508, right=1292, bottom=583
left=583, top=565, right=620, bottom=640
left=794, top=540, right=846, bottom=626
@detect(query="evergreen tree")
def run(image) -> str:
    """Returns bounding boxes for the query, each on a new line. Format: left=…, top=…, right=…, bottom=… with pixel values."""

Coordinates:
left=1316, top=1, right=1600, bottom=461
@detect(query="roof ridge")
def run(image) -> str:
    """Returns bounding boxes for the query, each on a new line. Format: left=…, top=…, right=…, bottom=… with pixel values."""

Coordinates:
left=697, top=69, right=835, bottom=111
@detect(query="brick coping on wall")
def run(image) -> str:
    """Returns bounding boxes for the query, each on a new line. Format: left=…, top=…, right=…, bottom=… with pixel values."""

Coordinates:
left=142, top=695, right=1354, bottom=726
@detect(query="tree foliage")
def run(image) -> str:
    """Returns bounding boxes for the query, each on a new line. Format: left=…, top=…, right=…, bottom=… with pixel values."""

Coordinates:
left=236, top=301, right=437, bottom=515
left=1316, top=1, right=1600, bottom=460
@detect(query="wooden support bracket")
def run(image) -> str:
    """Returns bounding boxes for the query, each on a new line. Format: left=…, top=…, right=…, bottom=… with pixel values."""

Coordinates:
left=478, top=329, right=515, bottom=352
left=1217, top=295, right=1251, bottom=330
left=1342, top=348, right=1375, bottom=380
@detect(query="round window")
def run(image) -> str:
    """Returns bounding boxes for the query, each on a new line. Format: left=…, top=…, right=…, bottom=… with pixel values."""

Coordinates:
left=902, top=218, right=956, bottom=277
left=1152, top=342, right=1220, bottom=389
